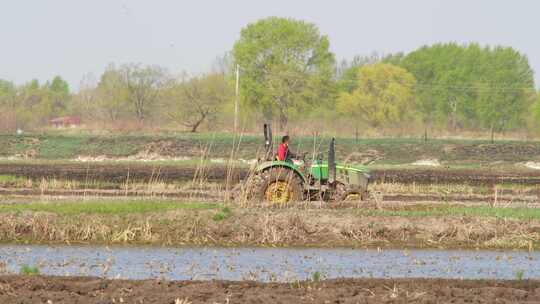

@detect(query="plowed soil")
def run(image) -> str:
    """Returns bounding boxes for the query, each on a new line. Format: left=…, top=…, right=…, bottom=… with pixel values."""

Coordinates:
left=0, top=163, right=244, bottom=183
left=0, top=275, right=539, bottom=304
left=3, top=163, right=540, bottom=185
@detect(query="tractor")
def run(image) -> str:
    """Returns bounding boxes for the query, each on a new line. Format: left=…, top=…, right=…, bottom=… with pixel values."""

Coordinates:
left=240, top=124, right=371, bottom=204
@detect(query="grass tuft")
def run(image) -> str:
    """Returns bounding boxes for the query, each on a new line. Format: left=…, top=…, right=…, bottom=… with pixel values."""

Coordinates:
left=515, top=270, right=525, bottom=281
left=20, top=265, right=39, bottom=275
left=212, top=206, right=232, bottom=221
left=311, top=271, right=322, bottom=282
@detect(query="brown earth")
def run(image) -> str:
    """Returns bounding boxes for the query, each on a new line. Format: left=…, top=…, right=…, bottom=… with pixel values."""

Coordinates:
left=1, top=275, right=540, bottom=304
left=0, top=208, right=538, bottom=249
left=0, top=163, right=244, bottom=183
left=3, top=163, right=540, bottom=185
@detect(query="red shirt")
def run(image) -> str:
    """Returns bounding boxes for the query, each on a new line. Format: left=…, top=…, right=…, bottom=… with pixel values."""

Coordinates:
left=277, top=143, right=288, bottom=161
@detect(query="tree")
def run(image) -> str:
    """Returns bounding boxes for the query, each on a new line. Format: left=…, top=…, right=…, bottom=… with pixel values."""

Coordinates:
left=336, top=52, right=404, bottom=93
left=120, top=63, right=167, bottom=123
left=337, top=63, right=417, bottom=129
left=0, top=80, right=17, bottom=130
left=475, top=46, right=535, bottom=142
left=96, top=65, right=129, bottom=123
left=165, top=73, right=232, bottom=132
left=43, top=76, right=70, bottom=119
left=530, top=91, right=540, bottom=133
left=72, top=73, right=98, bottom=120
left=232, top=17, right=336, bottom=130
left=400, top=43, right=535, bottom=139
left=336, top=54, right=381, bottom=94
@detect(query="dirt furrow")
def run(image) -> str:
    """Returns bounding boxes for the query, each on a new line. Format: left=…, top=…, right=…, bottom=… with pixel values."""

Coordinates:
left=0, top=275, right=539, bottom=304
left=3, top=163, right=540, bottom=185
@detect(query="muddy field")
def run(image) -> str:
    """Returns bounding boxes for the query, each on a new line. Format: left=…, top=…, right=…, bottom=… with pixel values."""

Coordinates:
left=3, top=162, right=540, bottom=186
left=0, top=275, right=539, bottom=304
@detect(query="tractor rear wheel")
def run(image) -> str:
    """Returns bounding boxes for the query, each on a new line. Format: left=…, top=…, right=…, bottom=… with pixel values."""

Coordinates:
left=255, top=168, right=303, bottom=204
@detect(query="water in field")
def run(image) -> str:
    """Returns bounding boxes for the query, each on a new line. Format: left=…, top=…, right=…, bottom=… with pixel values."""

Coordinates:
left=0, top=245, right=538, bottom=282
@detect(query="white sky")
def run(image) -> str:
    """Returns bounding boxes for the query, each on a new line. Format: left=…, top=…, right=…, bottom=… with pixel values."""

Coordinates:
left=1, top=0, right=539, bottom=90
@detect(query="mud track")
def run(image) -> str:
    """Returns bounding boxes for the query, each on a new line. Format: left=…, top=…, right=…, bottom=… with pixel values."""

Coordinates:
left=0, top=188, right=535, bottom=205
left=3, top=163, right=540, bottom=186
left=0, top=275, right=539, bottom=304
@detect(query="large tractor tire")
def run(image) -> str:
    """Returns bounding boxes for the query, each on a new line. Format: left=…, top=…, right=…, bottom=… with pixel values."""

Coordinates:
left=254, top=167, right=304, bottom=204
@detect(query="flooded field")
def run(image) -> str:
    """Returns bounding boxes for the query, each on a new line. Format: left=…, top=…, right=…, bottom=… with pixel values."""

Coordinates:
left=1, top=245, right=539, bottom=281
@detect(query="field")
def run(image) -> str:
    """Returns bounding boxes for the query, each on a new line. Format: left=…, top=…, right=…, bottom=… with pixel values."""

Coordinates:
left=4, top=133, right=540, bottom=165
left=2, top=133, right=540, bottom=303
left=0, top=133, right=540, bottom=249
left=2, top=275, right=540, bottom=304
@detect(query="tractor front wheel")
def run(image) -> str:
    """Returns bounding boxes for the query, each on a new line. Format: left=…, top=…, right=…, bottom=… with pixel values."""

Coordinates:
left=333, top=182, right=368, bottom=202
left=255, top=168, right=303, bottom=204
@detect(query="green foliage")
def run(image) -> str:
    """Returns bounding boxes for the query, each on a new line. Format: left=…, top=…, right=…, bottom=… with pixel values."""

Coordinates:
left=530, top=92, right=540, bottom=132
left=475, top=47, right=535, bottom=139
left=400, top=43, right=535, bottom=135
left=336, top=52, right=405, bottom=93
left=96, top=64, right=130, bottom=122
left=337, top=63, right=417, bottom=128
left=20, top=265, right=40, bottom=275
left=232, top=17, right=336, bottom=129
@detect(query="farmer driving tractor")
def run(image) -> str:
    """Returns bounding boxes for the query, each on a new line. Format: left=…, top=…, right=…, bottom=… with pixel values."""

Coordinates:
left=235, top=124, right=370, bottom=203
left=277, top=135, right=298, bottom=162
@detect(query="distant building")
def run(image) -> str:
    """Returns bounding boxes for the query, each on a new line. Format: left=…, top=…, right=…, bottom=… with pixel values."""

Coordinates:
left=50, top=116, right=81, bottom=128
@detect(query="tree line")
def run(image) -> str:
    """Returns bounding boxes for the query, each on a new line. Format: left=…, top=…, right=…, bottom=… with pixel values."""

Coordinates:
left=1, top=16, right=539, bottom=138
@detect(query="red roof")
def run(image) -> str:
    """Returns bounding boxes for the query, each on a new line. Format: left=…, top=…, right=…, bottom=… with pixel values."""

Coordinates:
left=50, top=116, right=81, bottom=125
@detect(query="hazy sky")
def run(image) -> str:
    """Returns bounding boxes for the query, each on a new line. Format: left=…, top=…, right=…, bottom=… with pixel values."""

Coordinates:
left=1, top=0, right=539, bottom=89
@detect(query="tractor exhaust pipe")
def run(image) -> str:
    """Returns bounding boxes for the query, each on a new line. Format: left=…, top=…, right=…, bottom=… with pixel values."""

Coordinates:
left=328, top=137, right=336, bottom=186
left=264, top=124, right=273, bottom=161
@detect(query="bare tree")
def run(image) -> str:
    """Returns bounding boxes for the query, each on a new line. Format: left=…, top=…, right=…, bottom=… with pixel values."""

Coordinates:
left=166, top=73, right=232, bottom=132
left=120, top=63, right=167, bottom=124
left=73, top=73, right=98, bottom=120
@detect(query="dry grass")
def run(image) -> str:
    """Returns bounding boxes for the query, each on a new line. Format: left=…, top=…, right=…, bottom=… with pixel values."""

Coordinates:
left=0, top=205, right=538, bottom=249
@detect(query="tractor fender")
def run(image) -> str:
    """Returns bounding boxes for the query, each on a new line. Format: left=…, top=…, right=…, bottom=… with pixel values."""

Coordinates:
left=256, top=161, right=307, bottom=184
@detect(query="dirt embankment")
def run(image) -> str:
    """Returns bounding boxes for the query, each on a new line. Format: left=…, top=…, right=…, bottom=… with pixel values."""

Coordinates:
left=1, top=275, right=540, bottom=304
left=1, top=208, right=538, bottom=249
left=3, top=163, right=540, bottom=186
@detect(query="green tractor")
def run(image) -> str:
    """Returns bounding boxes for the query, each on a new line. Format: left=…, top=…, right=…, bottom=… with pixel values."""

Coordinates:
left=241, top=124, right=371, bottom=204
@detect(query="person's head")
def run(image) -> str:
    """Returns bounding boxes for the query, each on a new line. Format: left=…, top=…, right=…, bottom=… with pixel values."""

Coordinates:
left=281, top=135, right=290, bottom=144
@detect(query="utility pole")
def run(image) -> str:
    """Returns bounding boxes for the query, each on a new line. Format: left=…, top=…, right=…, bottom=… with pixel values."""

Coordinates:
left=234, top=64, right=240, bottom=133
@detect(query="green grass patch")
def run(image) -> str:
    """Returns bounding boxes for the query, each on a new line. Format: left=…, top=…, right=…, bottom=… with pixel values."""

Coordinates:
left=359, top=205, right=540, bottom=220
left=19, top=265, right=40, bottom=275
left=0, top=200, right=219, bottom=215
left=0, top=174, right=26, bottom=184
left=212, top=206, right=232, bottom=221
